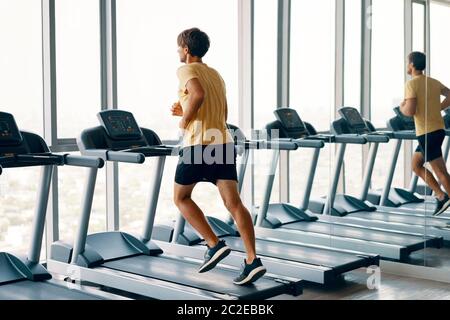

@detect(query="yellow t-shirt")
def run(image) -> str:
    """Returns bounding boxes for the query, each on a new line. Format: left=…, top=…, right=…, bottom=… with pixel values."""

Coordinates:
left=177, top=62, right=233, bottom=147
left=404, top=74, right=445, bottom=136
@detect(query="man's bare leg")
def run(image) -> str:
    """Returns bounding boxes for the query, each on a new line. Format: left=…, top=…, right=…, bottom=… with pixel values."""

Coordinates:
left=411, top=152, right=445, bottom=199
left=173, top=182, right=219, bottom=247
left=216, top=179, right=257, bottom=263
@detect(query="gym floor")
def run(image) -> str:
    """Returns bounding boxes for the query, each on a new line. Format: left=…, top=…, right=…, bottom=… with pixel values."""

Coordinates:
left=271, top=269, right=450, bottom=300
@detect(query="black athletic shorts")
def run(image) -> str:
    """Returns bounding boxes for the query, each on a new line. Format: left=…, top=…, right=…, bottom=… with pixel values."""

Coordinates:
left=415, top=129, right=446, bottom=162
left=174, top=143, right=238, bottom=185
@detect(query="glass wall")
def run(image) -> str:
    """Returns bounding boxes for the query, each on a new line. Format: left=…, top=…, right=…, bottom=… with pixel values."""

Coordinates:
left=55, top=0, right=101, bottom=138
left=370, top=0, right=406, bottom=190
left=343, top=0, right=363, bottom=196
left=253, top=0, right=279, bottom=212
left=289, top=0, right=335, bottom=204
left=116, top=0, right=239, bottom=231
left=0, top=0, right=43, bottom=256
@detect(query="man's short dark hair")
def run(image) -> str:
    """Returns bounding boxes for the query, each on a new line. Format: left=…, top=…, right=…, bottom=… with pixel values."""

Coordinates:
left=408, top=51, right=426, bottom=71
left=177, top=28, right=210, bottom=58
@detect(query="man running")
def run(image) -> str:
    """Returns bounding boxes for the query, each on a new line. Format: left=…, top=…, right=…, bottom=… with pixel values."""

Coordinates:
left=400, top=51, right=450, bottom=215
left=170, top=27, right=266, bottom=285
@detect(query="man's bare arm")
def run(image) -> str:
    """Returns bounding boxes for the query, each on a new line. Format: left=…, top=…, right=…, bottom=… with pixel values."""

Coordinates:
left=441, top=86, right=450, bottom=110
left=179, top=78, right=205, bottom=129
left=400, top=98, right=417, bottom=116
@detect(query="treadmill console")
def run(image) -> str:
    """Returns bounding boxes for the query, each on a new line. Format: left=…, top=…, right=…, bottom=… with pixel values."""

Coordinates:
left=393, top=106, right=415, bottom=130
left=273, top=108, right=309, bottom=139
left=0, top=112, right=23, bottom=146
left=338, top=107, right=369, bottom=134
left=98, top=110, right=143, bottom=140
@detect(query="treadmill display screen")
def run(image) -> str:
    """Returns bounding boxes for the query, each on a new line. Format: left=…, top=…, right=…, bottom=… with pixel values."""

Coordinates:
left=338, top=107, right=369, bottom=133
left=98, top=110, right=143, bottom=140
left=274, top=108, right=306, bottom=129
left=273, top=108, right=308, bottom=139
left=0, top=112, right=23, bottom=145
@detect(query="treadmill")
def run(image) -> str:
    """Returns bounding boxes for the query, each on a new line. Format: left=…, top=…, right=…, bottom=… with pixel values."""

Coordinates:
left=154, top=123, right=380, bottom=285
left=48, top=110, right=300, bottom=300
left=249, top=107, right=441, bottom=261
left=367, top=107, right=450, bottom=214
left=304, top=107, right=450, bottom=244
left=0, top=111, right=116, bottom=300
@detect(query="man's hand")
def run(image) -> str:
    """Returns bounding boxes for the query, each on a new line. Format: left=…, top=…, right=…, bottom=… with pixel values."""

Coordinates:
left=179, top=118, right=187, bottom=129
left=171, top=102, right=183, bottom=117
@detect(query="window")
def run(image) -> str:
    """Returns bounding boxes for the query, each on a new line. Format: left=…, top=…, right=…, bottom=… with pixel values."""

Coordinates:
left=370, top=0, right=404, bottom=128
left=0, top=0, right=43, bottom=256
left=413, top=2, right=426, bottom=53
left=116, top=0, right=239, bottom=229
left=253, top=0, right=279, bottom=211
left=289, top=0, right=335, bottom=203
left=344, top=0, right=362, bottom=108
left=430, top=1, right=450, bottom=87
left=370, top=0, right=405, bottom=189
left=116, top=0, right=238, bottom=139
left=343, top=0, right=363, bottom=196
left=58, top=159, right=107, bottom=242
left=55, top=0, right=101, bottom=138
left=253, top=0, right=278, bottom=130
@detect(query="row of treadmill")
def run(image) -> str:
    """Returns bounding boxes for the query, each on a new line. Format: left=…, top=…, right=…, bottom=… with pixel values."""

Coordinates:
left=1, top=105, right=450, bottom=300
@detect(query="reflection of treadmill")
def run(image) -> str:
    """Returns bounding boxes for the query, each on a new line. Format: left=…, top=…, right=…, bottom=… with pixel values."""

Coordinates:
left=48, top=110, right=297, bottom=300
left=368, top=107, right=450, bottom=213
left=253, top=107, right=441, bottom=261
left=154, top=121, right=380, bottom=285
left=0, top=112, right=112, bottom=300
left=317, top=107, right=450, bottom=243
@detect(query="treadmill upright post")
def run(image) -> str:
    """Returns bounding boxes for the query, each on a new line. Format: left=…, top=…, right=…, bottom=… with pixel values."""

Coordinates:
left=142, top=156, right=166, bottom=242
left=380, top=139, right=402, bottom=206
left=299, top=147, right=320, bottom=211
left=225, top=147, right=250, bottom=225
left=359, top=142, right=379, bottom=201
left=71, top=167, right=99, bottom=265
left=28, top=165, right=54, bottom=264
left=323, top=143, right=346, bottom=214
left=255, top=150, right=280, bottom=227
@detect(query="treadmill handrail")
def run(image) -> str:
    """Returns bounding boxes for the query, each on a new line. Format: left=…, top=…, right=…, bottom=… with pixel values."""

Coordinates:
left=81, top=149, right=146, bottom=164
left=16, top=154, right=65, bottom=165
left=334, top=134, right=367, bottom=144
left=120, top=145, right=177, bottom=157
left=363, top=134, right=390, bottom=143
left=390, top=131, right=417, bottom=140
left=242, top=139, right=299, bottom=151
left=294, top=138, right=325, bottom=149
left=64, top=154, right=105, bottom=169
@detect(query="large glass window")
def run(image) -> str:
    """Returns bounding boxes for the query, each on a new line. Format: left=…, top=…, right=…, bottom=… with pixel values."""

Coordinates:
left=343, top=0, right=363, bottom=196
left=289, top=0, right=335, bottom=203
left=430, top=1, right=450, bottom=87
left=370, top=0, right=405, bottom=189
left=253, top=0, right=278, bottom=130
left=344, top=0, right=362, bottom=108
left=253, top=0, right=279, bottom=211
left=116, top=0, right=239, bottom=229
left=58, top=160, right=107, bottom=242
left=413, top=2, right=426, bottom=52
left=55, top=0, right=101, bottom=138
left=0, top=1, right=43, bottom=255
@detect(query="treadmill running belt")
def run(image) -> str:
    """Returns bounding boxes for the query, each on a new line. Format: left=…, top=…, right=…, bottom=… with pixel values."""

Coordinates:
left=222, top=236, right=373, bottom=273
left=103, top=255, right=289, bottom=300
left=0, top=280, right=101, bottom=300
left=283, top=221, right=434, bottom=247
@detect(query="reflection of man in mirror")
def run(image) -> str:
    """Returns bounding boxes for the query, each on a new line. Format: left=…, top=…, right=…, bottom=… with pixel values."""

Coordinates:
left=400, top=51, right=450, bottom=215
